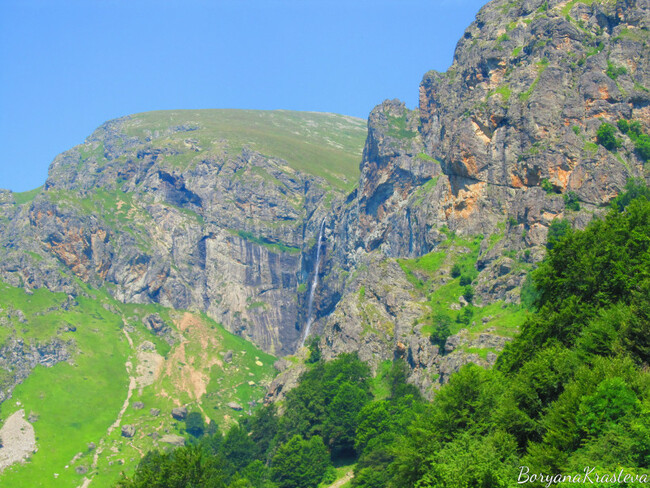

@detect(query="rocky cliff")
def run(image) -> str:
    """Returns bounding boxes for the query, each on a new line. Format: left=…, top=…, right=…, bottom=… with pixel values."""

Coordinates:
left=1, top=0, right=649, bottom=400
left=292, top=0, right=650, bottom=396
left=0, top=110, right=366, bottom=356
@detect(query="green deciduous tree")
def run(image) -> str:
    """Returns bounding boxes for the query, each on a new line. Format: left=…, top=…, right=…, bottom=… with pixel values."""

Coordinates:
left=271, top=435, right=330, bottom=488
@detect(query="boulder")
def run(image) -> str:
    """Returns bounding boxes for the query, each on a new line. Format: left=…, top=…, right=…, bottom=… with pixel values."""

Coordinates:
left=226, top=402, right=243, bottom=411
left=160, top=434, right=185, bottom=446
left=171, top=406, right=187, bottom=420
left=121, top=425, right=136, bottom=438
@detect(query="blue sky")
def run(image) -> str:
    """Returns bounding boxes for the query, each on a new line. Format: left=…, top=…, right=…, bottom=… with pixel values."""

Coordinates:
left=0, top=0, right=487, bottom=192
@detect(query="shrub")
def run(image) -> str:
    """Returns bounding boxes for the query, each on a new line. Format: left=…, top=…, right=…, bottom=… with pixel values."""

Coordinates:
left=306, top=335, right=321, bottom=364
left=463, top=286, right=475, bottom=304
left=596, top=123, right=621, bottom=151
left=541, top=178, right=556, bottom=193
left=606, top=62, right=627, bottom=80
left=546, top=219, right=571, bottom=250
left=460, top=275, right=472, bottom=286
left=634, top=134, right=650, bottom=161
left=451, top=264, right=462, bottom=278
left=430, top=314, right=452, bottom=351
left=564, top=191, right=581, bottom=211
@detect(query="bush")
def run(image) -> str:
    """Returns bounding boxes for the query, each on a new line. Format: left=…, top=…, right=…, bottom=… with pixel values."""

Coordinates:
left=457, top=306, right=474, bottom=325
left=596, top=123, right=621, bottom=151
left=463, top=286, right=475, bottom=304
left=451, top=264, right=461, bottom=278
left=564, top=191, right=581, bottom=211
left=606, top=62, right=627, bottom=80
left=306, top=335, right=321, bottom=364
left=459, top=275, right=472, bottom=286
left=185, top=411, right=205, bottom=438
left=617, top=119, right=629, bottom=133
left=541, top=179, right=555, bottom=193
left=634, top=133, right=650, bottom=161
left=430, top=314, right=453, bottom=351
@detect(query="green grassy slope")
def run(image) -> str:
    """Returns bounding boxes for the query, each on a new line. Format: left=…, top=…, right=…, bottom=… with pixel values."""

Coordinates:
left=397, top=230, right=529, bottom=351
left=121, top=109, right=367, bottom=191
left=0, top=283, right=276, bottom=488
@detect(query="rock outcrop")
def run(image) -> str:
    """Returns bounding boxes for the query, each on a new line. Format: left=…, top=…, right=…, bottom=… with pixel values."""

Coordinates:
left=294, top=0, right=650, bottom=394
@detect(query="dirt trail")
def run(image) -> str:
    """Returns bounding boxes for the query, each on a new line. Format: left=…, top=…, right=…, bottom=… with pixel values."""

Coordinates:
left=327, top=470, right=354, bottom=488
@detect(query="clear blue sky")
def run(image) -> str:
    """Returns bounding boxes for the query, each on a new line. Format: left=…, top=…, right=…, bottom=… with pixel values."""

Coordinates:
left=0, top=0, right=487, bottom=192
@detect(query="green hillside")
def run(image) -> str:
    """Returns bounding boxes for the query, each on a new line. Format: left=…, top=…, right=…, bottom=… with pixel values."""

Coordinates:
left=0, top=282, right=276, bottom=488
left=121, top=109, right=367, bottom=191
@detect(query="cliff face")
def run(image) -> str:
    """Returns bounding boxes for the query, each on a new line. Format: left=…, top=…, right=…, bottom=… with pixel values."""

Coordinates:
left=301, top=0, right=650, bottom=396
left=0, top=110, right=366, bottom=356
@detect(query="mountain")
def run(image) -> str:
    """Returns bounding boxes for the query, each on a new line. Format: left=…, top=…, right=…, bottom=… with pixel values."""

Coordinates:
left=0, top=110, right=365, bottom=487
left=303, top=0, right=649, bottom=397
left=1, top=110, right=366, bottom=356
left=0, top=0, right=649, bottom=485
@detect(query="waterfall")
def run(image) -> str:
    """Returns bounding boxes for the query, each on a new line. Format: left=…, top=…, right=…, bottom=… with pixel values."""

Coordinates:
left=301, top=219, right=326, bottom=347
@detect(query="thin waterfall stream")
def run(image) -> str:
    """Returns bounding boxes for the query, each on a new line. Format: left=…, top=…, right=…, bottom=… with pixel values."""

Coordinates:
left=301, top=219, right=326, bottom=347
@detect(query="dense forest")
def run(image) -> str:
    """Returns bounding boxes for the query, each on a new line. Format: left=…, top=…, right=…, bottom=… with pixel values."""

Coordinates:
left=117, top=180, right=650, bottom=488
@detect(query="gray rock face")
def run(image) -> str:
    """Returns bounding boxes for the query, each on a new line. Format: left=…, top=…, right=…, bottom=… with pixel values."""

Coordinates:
left=0, top=337, right=72, bottom=403
left=121, top=425, right=136, bottom=438
left=171, top=406, right=187, bottom=421
left=160, top=434, right=185, bottom=446
left=1, top=0, right=649, bottom=403
left=0, top=112, right=365, bottom=357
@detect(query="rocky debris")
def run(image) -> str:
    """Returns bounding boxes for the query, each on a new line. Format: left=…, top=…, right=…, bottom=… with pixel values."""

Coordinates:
left=27, top=412, right=38, bottom=423
left=444, top=329, right=512, bottom=354
left=223, top=350, right=233, bottom=364
left=142, top=313, right=168, bottom=335
left=226, top=402, right=243, bottom=411
left=265, top=362, right=307, bottom=405
left=132, top=402, right=144, bottom=410
left=273, top=358, right=291, bottom=372
left=171, top=406, right=187, bottom=420
left=149, top=408, right=160, bottom=417
left=0, top=409, right=37, bottom=472
left=0, top=337, right=72, bottom=403
left=160, top=435, right=185, bottom=446
left=75, top=465, right=88, bottom=475
left=138, top=341, right=156, bottom=352
left=121, top=425, right=136, bottom=438
left=87, top=442, right=96, bottom=451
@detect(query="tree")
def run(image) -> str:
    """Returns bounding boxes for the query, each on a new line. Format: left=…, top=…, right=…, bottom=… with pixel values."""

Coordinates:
left=324, top=382, right=370, bottom=456
left=271, top=435, right=330, bottom=488
left=222, top=425, right=256, bottom=471
left=185, top=411, right=205, bottom=438
left=596, top=122, right=621, bottom=151
left=546, top=219, right=570, bottom=250
left=306, top=335, right=321, bottom=364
